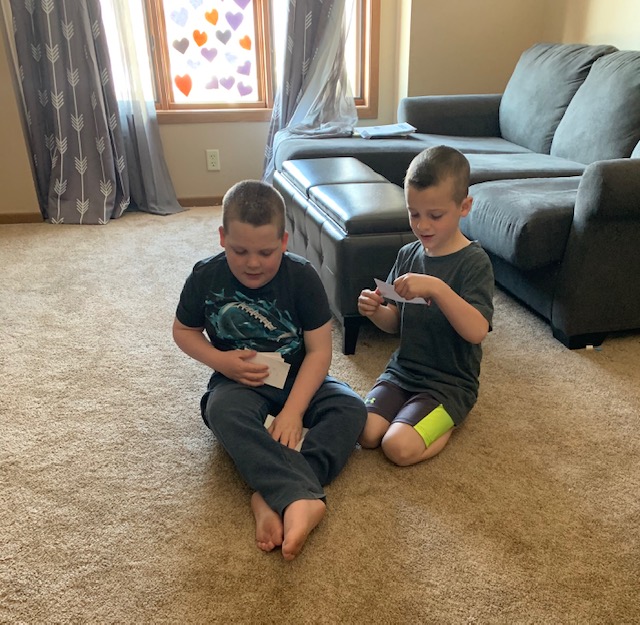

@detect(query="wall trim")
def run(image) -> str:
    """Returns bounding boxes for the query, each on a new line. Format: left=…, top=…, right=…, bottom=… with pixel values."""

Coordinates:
left=0, top=213, right=44, bottom=224
left=178, top=196, right=223, bottom=207
left=0, top=201, right=223, bottom=223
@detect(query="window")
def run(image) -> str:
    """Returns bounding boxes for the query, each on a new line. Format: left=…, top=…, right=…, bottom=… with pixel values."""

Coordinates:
left=144, top=0, right=379, bottom=122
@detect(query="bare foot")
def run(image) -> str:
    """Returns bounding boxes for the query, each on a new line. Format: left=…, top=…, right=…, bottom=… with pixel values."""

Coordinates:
left=281, top=498, right=326, bottom=561
left=251, top=492, right=283, bottom=553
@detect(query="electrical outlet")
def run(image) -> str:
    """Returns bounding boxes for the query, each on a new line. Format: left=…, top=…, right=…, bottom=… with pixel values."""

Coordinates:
left=206, top=149, right=220, bottom=171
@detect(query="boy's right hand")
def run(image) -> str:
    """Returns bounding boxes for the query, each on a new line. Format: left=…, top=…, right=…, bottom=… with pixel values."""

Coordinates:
left=358, top=288, right=384, bottom=318
left=218, top=350, right=269, bottom=386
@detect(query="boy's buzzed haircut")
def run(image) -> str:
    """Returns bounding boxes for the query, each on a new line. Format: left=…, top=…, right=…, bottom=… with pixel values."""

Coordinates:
left=405, top=146, right=470, bottom=204
left=222, top=180, right=286, bottom=238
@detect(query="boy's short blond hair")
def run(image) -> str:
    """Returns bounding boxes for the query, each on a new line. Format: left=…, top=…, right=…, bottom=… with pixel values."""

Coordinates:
left=405, top=146, right=470, bottom=204
left=222, top=180, right=286, bottom=238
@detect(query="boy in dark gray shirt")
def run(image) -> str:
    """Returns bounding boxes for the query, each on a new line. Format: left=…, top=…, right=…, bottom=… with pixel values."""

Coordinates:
left=357, top=146, right=494, bottom=466
left=174, top=181, right=366, bottom=559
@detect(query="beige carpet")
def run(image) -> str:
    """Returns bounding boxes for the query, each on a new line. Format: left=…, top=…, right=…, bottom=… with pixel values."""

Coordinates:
left=1, top=206, right=639, bottom=624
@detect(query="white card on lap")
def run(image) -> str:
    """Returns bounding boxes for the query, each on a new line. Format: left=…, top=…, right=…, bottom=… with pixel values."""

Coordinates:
left=248, top=351, right=291, bottom=389
left=264, top=414, right=308, bottom=452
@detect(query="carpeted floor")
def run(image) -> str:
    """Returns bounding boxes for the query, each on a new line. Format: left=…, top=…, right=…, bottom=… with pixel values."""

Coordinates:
left=1, top=206, right=639, bottom=624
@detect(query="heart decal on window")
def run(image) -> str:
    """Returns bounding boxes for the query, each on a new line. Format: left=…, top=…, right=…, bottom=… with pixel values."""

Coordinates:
left=237, top=82, right=252, bottom=97
left=175, top=74, right=192, bottom=96
left=205, top=9, right=218, bottom=25
left=201, top=47, right=218, bottom=62
left=216, top=30, right=232, bottom=45
left=226, top=12, right=243, bottom=31
left=172, top=38, right=189, bottom=54
left=193, top=30, right=208, bottom=47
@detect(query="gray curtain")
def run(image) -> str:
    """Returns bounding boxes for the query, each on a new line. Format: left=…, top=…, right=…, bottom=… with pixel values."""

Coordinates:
left=8, top=0, right=182, bottom=224
left=262, top=0, right=356, bottom=182
left=100, top=0, right=183, bottom=217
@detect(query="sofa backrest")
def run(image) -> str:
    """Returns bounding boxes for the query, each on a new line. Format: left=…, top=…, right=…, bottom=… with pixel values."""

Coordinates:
left=499, top=43, right=616, bottom=154
left=551, top=50, right=640, bottom=164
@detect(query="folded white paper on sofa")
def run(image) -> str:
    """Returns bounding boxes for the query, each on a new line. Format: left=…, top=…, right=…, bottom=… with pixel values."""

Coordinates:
left=355, top=122, right=417, bottom=139
left=264, top=414, right=308, bottom=452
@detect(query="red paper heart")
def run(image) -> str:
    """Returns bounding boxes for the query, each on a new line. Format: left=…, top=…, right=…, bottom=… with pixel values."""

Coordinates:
left=193, top=30, right=208, bottom=47
left=205, top=9, right=219, bottom=25
left=175, top=74, right=192, bottom=96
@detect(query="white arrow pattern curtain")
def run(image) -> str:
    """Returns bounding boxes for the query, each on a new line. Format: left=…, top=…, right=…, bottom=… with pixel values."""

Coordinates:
left=9, top=0, right=130, bottom=224
left=262, top=0, right=357, bottom=182
left=8, top=0, right=183, bottom=224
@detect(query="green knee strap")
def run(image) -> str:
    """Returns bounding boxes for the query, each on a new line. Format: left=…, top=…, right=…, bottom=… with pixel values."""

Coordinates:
left=414, top=404, right=455, bottom=446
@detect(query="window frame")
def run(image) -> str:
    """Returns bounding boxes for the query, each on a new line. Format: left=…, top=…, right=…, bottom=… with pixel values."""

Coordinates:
left=144, top=0, right=379, bottom=123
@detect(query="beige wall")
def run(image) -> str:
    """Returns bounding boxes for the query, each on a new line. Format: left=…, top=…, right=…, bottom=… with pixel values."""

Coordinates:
left=2, top=1, right=638, bottom=213
left=403, top=0, right=550, bottom=96
left=0, top=5, right=40, bottom=220
left=546, top=0, right=640, bottom=49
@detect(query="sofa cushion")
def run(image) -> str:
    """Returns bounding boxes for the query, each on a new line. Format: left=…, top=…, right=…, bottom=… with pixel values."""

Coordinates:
left=466, top=153, right=585, bottom=185
left=462, top=178, right=580, bottom=271
left=551, top=50, right=640, bottom=164
left=499, top=43, right=616, bottom=154
left=407, top=134, right=533, bottom=155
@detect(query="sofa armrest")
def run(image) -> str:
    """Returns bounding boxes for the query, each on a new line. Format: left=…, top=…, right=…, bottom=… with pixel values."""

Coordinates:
left=575, top=159, right=640, bottom=222
left=397, top=94, right=502, bottom=137
left=551, top=157, right=640, bottom=337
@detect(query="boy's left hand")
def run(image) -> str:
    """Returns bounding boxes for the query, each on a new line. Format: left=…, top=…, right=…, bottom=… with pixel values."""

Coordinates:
left=393, top=273, right=439, bottom=303
left=267, top=409, right=304, bottom=450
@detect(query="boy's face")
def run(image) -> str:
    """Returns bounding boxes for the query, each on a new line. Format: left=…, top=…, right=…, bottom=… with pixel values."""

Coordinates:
left=405, top=177, right=472, bottom=257
left=219, top=220, right=288, bottom=289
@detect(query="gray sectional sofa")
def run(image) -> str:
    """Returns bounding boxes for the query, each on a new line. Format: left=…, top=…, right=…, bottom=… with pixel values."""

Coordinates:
left=274, top=43, right=640, bottom=351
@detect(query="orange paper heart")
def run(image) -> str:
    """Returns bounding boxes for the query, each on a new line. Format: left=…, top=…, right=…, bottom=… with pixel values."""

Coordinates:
left=193, top=30, right=208, bottom=47
left=239, top=35, right=252, bottom=50
left=175, top=74, right=192, bottom=96
left=205, top=9, right=218, bottom=25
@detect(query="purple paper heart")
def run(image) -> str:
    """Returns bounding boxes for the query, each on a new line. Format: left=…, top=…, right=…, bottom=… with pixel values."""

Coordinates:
left=170, top=8, right=188, bottom=28
left=225, top=52, right=237, bottom=64
left=225, top=11, right=243, bottom=31
left=237, top=82, right=252, bottom=97
left=201, top=47, right=218, bottom=62
left=216, top=30, right=232, bottom=45
left=190, top=0, right=203, bottom=7
left=237, top=60, right=251, bottom=76
left=220, top=76, right=235, bottom=90
left=234, top=0, right=251, bottom=9
left=205, top=76, right=219, bottom=89
left=187, top=59, right=201, bottom=69
left=172, top=38, right=189, bottom=54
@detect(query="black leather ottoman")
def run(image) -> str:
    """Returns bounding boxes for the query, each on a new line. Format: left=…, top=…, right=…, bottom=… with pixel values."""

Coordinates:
left=273, top=157, right=415, bottom=354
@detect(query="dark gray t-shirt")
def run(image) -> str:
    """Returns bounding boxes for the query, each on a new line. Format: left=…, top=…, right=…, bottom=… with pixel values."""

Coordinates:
left=379, top=240, right=494, bottom=424
left=176, top=251, right=331, bottom=383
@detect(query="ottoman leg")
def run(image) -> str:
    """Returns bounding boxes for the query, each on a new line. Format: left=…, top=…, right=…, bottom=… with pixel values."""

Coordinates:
left=342, top=316, right=363, bottom=355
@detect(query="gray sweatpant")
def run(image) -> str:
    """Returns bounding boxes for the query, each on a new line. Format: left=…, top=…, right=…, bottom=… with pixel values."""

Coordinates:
left=201, top=374, right=367, bottom=516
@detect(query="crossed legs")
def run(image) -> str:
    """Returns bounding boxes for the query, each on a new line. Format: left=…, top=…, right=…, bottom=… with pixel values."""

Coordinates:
left=204, top=376, right=366, bottom=560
